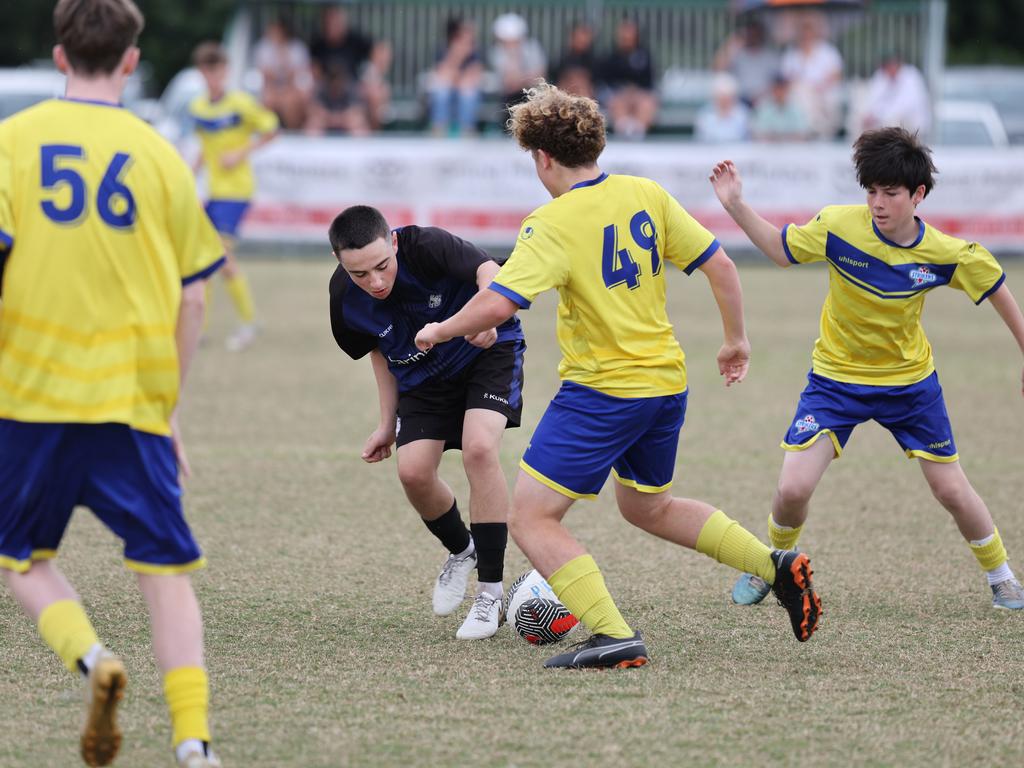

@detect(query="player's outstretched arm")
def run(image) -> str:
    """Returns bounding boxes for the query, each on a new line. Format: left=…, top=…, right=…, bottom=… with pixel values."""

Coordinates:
left=698, top=247, right=750, bottom=386
left=463, top=260, right=503, bottom=349
left=709, top=160, right=790, bottom=267
left=362, top=350, right=399, bottom=462
left=172, top=280, right=207, bottom=477
left=987, top=283, right=1024, bottom=397
left=416, top=290, right=518, bottom=351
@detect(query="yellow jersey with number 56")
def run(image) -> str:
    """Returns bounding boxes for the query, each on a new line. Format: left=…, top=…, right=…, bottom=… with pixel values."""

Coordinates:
left=0, top=98, right=224, bottom=436
left=490, top=173, right=719, bottom=398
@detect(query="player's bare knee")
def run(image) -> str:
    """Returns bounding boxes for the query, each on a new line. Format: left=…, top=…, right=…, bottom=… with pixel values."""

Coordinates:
left=928, top=475, right=968, bottom=511
left=775, top=478, right=814, bottom=509
left=397, top=461, right=436, bottom=494
left=618, top=492, right=669, bottom=529
left=460, top=438, right=499, bottom=477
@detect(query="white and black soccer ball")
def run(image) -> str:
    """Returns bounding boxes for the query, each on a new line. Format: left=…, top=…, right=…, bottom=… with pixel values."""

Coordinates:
left=504, top=569, right=579, bottom=645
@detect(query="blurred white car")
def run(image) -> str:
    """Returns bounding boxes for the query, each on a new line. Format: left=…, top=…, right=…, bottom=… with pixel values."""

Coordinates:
left=942, top=67, right=1024, bottom=144
left=0, top=64, right=152, bottom=121
left=933, top=99, right=1009, bottom=148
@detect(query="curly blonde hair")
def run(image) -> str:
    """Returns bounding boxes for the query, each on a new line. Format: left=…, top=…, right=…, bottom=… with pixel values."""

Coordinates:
left=507, top=82, right=606, bottom=168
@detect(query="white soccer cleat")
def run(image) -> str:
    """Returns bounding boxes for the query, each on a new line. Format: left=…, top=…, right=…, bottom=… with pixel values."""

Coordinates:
left=178, top=747, right=222, bottom=768
left=432, top=551, right=476, bottom=616
left=456, top=592, right=503, bottom=640
left=225, top=323, right=259, bottom=352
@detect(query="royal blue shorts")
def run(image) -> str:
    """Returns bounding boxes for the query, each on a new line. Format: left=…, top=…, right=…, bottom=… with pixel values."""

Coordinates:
left=0, top=420, right=204, bottom=573
left=782, top=371, right=958, bottom=462
left=521, top=382, right=688, bottom=499
left=204, top=199, right=250, bottom=237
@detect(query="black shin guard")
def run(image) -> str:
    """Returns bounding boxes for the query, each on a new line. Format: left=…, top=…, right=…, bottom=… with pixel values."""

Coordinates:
left=423, top=501, right=471, bottom=555
left=470, top=522, right=508, bottom=583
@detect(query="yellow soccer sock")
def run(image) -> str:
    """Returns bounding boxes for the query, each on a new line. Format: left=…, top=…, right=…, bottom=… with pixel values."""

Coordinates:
left=768, top=514, right=804, bottom=551
left=969, top=528, right=1008, bottom=572
left=37, top=599, right=100, bottom=674
left=164, top=666, right=210, bottom=747
left=547, top=554, right=633, bottom=639
left=696, top=510, right=776, bottom=583
left=224, top=273, right=255, bottom=324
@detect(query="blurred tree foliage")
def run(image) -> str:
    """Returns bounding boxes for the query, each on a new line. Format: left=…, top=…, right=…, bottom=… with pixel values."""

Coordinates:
left=0, top=0, right=1021, bottom=96
left=0, top=0, right=236, bottom=93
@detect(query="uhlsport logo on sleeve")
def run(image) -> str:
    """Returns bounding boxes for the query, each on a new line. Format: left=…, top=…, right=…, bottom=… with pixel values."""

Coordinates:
left=795, top=414, right=820, bottom=434
left=910, top=265, right=937, bottom=287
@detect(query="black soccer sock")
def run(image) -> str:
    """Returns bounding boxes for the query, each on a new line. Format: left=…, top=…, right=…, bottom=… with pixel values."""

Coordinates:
left=470, top=522, right=508, bottom=584
left=423, top=500, right=472, bottom=555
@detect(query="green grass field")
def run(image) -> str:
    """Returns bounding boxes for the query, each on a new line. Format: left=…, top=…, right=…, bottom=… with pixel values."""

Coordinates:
left=2, top=257, right=1023, bottom=767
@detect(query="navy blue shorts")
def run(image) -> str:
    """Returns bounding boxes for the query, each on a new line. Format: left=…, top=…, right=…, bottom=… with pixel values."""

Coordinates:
left=0, top=420, right=204, bottom=573
left=204, top=199, right=250, bottom=237
left=521, top=382, right=688, bottom=499
left=782, top=371, right=958, bottom=462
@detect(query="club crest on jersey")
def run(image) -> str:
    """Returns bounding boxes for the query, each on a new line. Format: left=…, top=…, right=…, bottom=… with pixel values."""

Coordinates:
left=520, top=226, right=534, bottom=241
left=910, top=265, right=937, bottom=287
left=795, top=414, right=820, bottom=434
left=428, top=294, right=442, bottom=309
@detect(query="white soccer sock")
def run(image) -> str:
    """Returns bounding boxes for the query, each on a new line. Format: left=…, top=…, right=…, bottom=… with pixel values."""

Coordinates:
left=80, top=643, right=103, bottom=676
left=454, top=540, right=475, bottom=560
left=478, top=581, right=503, bottom=599
left=986, top=562, right=1015, bottom=586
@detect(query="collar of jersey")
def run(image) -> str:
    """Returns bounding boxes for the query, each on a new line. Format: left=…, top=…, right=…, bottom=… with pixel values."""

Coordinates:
left=60, top=96, right=124, bottom=109
left=570, top=172, right=608, bottom=190
left=872, top=216, right=925, bottom=249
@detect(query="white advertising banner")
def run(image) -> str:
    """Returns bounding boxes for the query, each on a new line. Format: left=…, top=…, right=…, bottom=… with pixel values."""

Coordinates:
left=248, top=137, right=1024, bottom=251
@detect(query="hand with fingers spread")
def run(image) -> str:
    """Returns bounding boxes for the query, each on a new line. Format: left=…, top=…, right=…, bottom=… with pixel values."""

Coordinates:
left=709, top=160, right=744, bottom=211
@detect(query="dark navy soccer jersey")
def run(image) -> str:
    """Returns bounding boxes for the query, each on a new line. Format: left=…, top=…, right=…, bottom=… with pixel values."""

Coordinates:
left=329, top=225, right=524, bottom=392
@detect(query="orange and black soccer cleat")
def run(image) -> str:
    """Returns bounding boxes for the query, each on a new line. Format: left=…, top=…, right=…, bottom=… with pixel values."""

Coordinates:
left=543, top=631, right=649, bottom=670
left=770, top=549, right=821, bottom=642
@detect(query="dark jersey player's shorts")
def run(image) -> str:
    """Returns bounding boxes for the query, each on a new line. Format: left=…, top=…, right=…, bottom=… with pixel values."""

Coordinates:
left=396, top=339, right=526, bottom=451
left=0, top=419, right=204, bottom=574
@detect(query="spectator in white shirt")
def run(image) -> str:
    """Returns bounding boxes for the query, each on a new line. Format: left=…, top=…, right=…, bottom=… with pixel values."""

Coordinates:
left=860, top=52, right=931, bottom=137
left=780, top=11, right=843, bottom=139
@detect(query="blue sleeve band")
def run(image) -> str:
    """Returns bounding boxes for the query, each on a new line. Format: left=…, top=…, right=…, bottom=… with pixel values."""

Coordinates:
left=489, top=281, right=531, bottom=309
left=976, top=271, right=1006, bottom=305
left=182, top=255, right=226, bottom=286
left=683, top=238, right=721, bottom=275
left=0, top=229, right=12, bottom=249
left=781, top=224, right=798, bottom=264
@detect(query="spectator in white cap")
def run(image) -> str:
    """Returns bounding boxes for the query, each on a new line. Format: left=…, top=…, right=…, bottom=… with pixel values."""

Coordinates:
left=695, top=72, right=750, bottom=143
left=488, top=12, right=546, bottom=120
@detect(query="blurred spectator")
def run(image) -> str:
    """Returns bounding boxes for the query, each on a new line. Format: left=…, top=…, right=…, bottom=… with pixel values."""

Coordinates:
left=361, top=40, right=392, bottom=130
left=254, top=17, right=313, bottom=129
left=305, top=64, right=371, bottom=136
left=859, top=52, right=931, bottom=137
left=310, top=6, right=372, bottom=83
left=751, top=72, right=812, bottom=141
left=428, top=17, right=484, bottom=136
left=780, top=11, right=843, bottom=138
left=713, top=20, right=781, bottom=107
left=599, top=17, right=658, bottom=139
left=694, top=73, right=750, bottom=143
left=489, top=13, right=547, bottom=117
left=551, top=21, right=597, bottom=99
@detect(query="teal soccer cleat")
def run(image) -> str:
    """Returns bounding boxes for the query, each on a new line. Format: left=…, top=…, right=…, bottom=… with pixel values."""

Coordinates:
left=731, top=572, right=771, bottom=605
left=991, top=578, right=1024, bottom=610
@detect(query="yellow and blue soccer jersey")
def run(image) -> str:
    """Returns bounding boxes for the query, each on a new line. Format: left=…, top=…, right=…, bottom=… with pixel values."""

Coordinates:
left=0, top=98, right=225, bottom=436
left=189, top=90, right=278, bottom=200
left=490, top=173, right=720, bottom=398
left=783, top=205, right=1005, bottom=386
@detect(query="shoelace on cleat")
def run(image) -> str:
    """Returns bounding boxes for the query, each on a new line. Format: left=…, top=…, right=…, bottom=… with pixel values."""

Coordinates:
left=469, top=593, right=498, bottom=621
left=993, top=579, right=1024, bottom=601
left=437, top=554, right=470, bottom=587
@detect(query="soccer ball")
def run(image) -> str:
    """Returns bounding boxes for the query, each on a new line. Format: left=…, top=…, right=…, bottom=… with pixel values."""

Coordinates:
left=504, top=569, right=579, bottom=645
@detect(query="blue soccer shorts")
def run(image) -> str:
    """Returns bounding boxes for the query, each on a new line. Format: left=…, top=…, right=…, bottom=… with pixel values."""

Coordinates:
left=782, top=370, right=958, bottom=462
left=204, top=199, right=250, bottom=238
left=521, top=381, right=688, bottom=499
left=0, top=420, right=205, bottom=574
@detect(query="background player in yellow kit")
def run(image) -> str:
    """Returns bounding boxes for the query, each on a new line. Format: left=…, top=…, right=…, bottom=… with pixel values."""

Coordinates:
left=0, top=1, right=224, bottom=765
left=190, top=41, right=278, bottom=352
left=415, top=83, right=821, bottom=669
left=710, top=127, right=1024, bottom=611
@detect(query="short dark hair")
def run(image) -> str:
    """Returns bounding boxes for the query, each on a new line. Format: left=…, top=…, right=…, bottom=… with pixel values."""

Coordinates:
left=853, top=127, right=936, bottom=197
left=193, top=41, right=227, bottom=69
left=329, top=206, right=390, bottom=253
left=54, top=0, right=144, bottom=76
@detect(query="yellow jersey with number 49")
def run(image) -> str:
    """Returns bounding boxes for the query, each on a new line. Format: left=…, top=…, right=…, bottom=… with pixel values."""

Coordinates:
left=0, top=98, right=224, bottom=435
left=490, top=173, right=720, bottom=398
left=783, top=204, right=1005, bottom=386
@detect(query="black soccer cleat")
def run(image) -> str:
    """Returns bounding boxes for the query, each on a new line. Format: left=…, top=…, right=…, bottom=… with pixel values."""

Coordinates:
left=770, top=549, right=821, bottom=642
left=543, top=631, right=649, bottom=670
